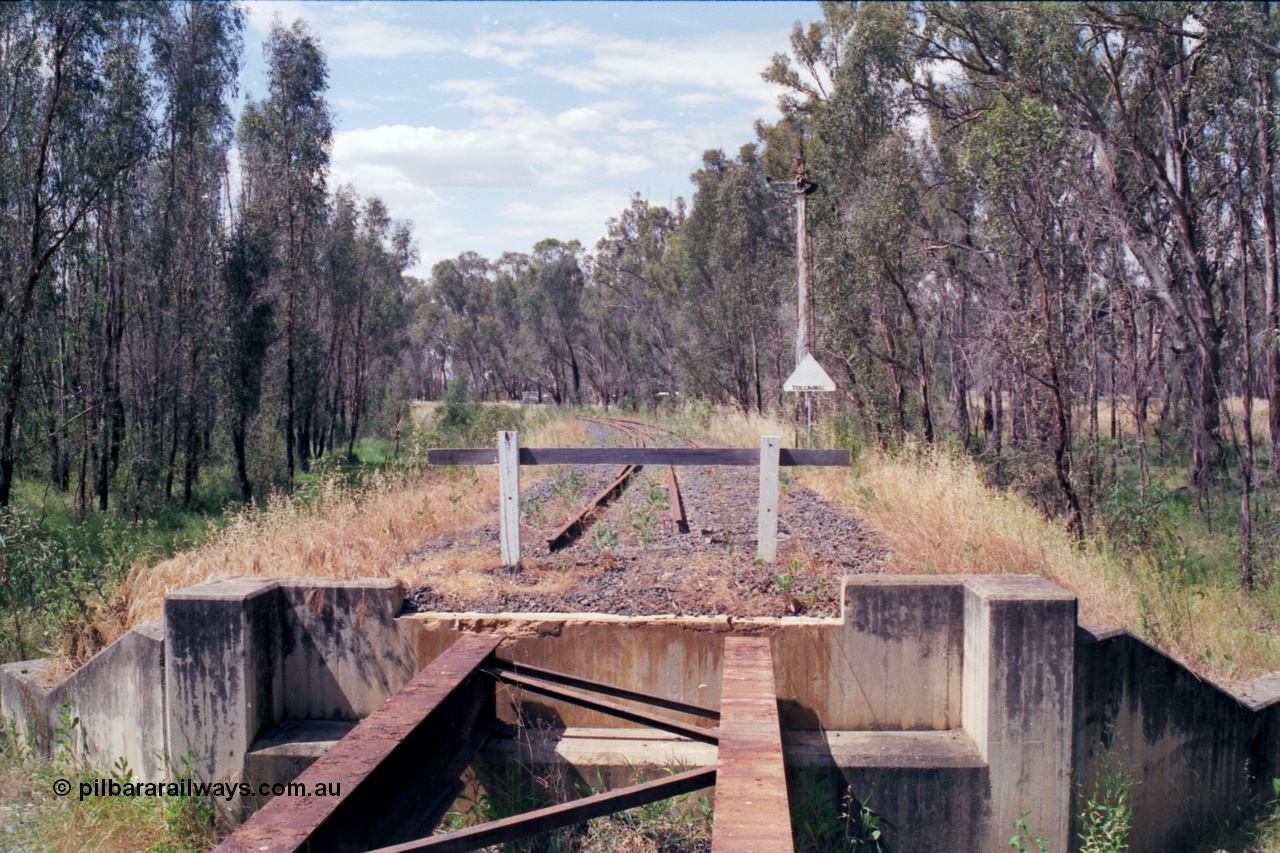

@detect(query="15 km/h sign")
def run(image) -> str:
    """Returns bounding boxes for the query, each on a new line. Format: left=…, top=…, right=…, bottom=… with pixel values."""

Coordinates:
left=783, top=354, right=835, bottom=393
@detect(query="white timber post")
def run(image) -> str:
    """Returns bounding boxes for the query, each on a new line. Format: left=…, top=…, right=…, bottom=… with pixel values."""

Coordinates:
left=757, top=436, right=780, bottom=563
left=498, top=430, right=521, bottom=567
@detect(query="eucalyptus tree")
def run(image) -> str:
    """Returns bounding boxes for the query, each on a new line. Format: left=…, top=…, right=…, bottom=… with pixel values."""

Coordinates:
left=520, top=240, right=587, bottom=405
left=0, top=3, right=153, bottom=508
left=242, top=17, right=332, bottom=483
left=917, top=1, right=1260, bottom=490
left=585, top=195, right=684, bottom=406
left=963, top=93, right=1093, bottom=534
left=677, top=146, right=791, bottom=413
left=222, top=219, right=272, bottom=504
left=429, top=252, right=497, bottom=398
left=147, top=0, right=242, bottom=505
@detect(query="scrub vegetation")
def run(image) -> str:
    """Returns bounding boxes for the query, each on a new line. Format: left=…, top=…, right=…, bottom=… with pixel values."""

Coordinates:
left=5, top=2, right=1280, bottom=851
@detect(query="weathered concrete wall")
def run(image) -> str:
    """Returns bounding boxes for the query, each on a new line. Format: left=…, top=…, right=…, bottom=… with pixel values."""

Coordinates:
left=5, top=573, right=1280, bottom=853
left=785, top=729, right=986, bottom=851
left=165, top=576, right=284, bottom=800
left=817, top=576, right=964, bottom=730
left=1074, top=626, right=1280, bottom=853
left=964, top=576, right=1077, bottom=853
left=278, top=579, right=416, bottom=719
left=0, top=622, right=167, bottom=780
left=54, top=621, right=168, bottom=779
left=0, top=577, right=421, bottom=790
left=0, top=658, right=55, bottom=750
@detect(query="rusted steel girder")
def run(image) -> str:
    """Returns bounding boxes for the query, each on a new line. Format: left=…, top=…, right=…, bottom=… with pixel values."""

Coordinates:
left=484, top=666, right=719, bottom=745
left=366, top=767, right=716, bottom=853
left=490, top=658, right=719, bottom=721
left=215, top=633, right=503, bottom=853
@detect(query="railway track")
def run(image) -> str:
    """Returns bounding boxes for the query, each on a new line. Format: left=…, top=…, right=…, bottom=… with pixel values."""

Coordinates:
left=544, top=416, right=692, bottom=551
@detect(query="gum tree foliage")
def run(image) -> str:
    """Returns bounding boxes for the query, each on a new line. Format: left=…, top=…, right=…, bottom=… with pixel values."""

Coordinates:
left=415, top=1, right=1280, bottom=567
left=0, top=3, right=419, bottom=516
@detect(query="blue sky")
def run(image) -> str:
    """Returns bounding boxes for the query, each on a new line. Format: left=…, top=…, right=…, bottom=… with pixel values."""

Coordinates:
left=236, top=1, right=820, bottom=277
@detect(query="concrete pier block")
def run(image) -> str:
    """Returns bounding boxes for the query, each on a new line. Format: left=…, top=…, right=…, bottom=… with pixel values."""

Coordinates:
left=962, top=576, right=1076, bottom=852
left=278, top=579, right=416, bottom=720
left=816, top=576, right=965, bottom=730
left=165, top=577, right=284, bottom=796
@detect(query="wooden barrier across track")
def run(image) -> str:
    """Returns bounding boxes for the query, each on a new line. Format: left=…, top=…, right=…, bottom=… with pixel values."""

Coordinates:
left=425, top=417, right=849, bottom=565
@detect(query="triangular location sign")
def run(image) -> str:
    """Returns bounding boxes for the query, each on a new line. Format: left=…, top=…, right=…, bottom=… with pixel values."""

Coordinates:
left=784, top=354, right=835, bottom=392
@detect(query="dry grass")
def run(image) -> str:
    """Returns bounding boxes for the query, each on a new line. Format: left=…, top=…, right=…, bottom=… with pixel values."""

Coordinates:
left=1088, top=396, right=1273, bottom=445
left=410, top=399, right=529, bottom=427
left=799, top=442, right=1280, bottom=684
left=801, top=444, right=1137, bottom=627
left=110, top=415, right=588, bottom=641
left=686, top=405, right=793, bottom=446
left=120, top=466, right=499, bottom=630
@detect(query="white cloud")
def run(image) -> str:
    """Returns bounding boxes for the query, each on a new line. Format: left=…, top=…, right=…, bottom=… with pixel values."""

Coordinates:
left=244, top=1, right=454, bottom=58
left=246, top=4, right=787, bottom=108
left=668, top=93, right=729, bottom=108
left=334, top=125, right=539, bottom=189
left=501, top=188, right=635, bottom=243
left=238, top=1, right=812, bottom=276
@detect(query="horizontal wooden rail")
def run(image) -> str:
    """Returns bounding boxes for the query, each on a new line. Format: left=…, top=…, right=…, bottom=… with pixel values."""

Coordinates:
left=427, top=447, right=848, bottom=467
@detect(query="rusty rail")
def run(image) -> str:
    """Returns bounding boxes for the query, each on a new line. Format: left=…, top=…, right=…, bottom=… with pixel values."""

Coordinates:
left=366, top=767, right=716, bottom=853
left=490, top=658, right=720, bottom=719
left=545, top=462, right=639, bottom=550
left=545, top=416, right=647, bottom=551
left=574, top=415, right=692, bottom=538
left=484, top=666, right=719, bottom=744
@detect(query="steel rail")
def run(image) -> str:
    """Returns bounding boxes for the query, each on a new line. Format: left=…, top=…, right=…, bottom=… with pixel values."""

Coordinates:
left=579, top=415, right=692, bottom=535
left=490, top=657, right=720, bottom=720
left=365, top=766, right=716, bottom=853
left=483, top=667, right=720, bottom=744
left=544, top=415, right=647, bottom=551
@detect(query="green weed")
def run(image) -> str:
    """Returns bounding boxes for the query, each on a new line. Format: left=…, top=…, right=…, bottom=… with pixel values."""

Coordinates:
left=589, top=525, right=620, bottom=550
left=1009, top=812, right=1049, bottom=853
left=1076, top=736, right=1132, bottom=853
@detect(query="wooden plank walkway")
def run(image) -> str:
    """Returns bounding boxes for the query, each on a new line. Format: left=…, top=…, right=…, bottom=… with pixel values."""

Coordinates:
left=711, top=636, right=795, bottom=853
left=217, top=633, right=502, bottom=853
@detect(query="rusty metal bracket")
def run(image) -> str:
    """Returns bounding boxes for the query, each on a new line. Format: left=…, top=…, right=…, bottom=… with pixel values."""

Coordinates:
left=215, top=633, right=502, bottom=853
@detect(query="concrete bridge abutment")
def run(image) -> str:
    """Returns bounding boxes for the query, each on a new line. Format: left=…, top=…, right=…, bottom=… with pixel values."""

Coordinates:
left=1, top=573, right=1276, bottom=852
